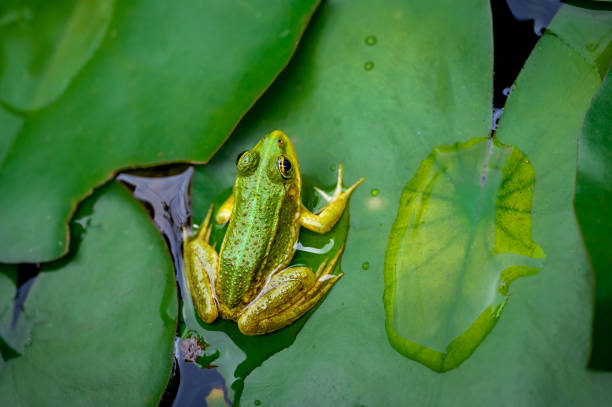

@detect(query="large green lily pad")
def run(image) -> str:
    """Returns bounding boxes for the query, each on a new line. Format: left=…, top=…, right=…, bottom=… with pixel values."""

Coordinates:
left=0, top=182, right=177, bottom=406
left=574, top=67, right=612, bottom=369
left=0, top=0, right=113, bottom=111
left=0, top=0, right=320, bottom=263
left=172, top=1, right=612, bottom=405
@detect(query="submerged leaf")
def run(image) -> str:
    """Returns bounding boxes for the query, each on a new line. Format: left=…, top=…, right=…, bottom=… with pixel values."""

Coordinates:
left=384, top=137, right=544, bottom=372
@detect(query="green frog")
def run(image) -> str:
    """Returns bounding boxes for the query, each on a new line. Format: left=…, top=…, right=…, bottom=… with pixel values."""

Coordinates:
left=183, top=130, right=363, bottom=335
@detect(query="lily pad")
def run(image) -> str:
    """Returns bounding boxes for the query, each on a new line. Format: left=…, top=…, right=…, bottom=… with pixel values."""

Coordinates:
left=0, top=107, right=22, bottom=163
left=0, top=0, right=321, bottom=263
left=384, top=137, right=545, bottom=372
left=170, top=1, right=612, bottom=405
left=0, top=0, right=113, bottom=111
left=0, top=182, right=177, bottom=406
left=574, top=67, right=612, bottom=369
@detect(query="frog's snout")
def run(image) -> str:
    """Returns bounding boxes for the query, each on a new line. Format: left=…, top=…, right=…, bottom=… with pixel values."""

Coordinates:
left=268, top=129, right=289, bottom=143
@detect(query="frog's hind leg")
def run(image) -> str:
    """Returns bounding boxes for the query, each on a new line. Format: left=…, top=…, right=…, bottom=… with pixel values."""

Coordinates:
left=237, top=245, right=345, bottom=335
left=183, top=204, right=219, bottom=324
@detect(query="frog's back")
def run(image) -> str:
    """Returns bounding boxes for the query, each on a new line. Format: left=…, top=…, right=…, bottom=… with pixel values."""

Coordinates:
left=216, top=131, right=301, bottom=315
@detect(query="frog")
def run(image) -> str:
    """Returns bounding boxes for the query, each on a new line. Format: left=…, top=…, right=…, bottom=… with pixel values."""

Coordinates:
left=183, top=130, right=363, bottom=335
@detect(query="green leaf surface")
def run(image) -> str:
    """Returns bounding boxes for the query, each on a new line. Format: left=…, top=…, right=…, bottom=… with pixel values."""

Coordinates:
left=384, top=137, right=544, bottom=372
left=0, top=0, right=320, bottom=263
left=0, top=182, right=177, bottom=406
left=0, top=106, right=22, bottom=163
left=173, top=1, right=612, bottom=405
left=544, top=3, right=612, bottom=77
left=0, top=0, right=113, bottom=111
left=574, top=67, right=612, bottom=369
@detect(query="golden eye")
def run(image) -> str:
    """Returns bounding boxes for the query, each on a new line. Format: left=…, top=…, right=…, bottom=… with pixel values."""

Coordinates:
left=277, top=155, right=293, bottom=179
left=235, top=150, right=248, bottom=165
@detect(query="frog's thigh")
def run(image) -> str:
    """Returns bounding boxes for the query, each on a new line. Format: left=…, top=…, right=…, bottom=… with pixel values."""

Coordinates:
left=185, top=239, right=219, bottom=323
left=238, top=267, right=315, bottom=335
left=238, top=255, right=343, bottom=335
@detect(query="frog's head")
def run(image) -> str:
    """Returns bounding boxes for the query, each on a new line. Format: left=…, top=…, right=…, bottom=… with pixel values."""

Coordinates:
left=236, top=130, right=301, bottom=187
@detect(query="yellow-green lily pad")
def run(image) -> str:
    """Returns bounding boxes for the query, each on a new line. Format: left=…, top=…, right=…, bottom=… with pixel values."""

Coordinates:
left=384, top=137, right=544, bottom=372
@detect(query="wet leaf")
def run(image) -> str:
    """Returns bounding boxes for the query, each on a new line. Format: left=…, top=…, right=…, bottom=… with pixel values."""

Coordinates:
left=0, top=182, right=177, bottom=405
left=574, top=67, right=612, bottom=369
left=384, top=137, right=544, bottom=372
left=0, top=0, right=321, bottom=263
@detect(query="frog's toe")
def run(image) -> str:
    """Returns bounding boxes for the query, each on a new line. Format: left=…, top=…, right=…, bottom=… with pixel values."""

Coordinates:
left=195, top=203, right=214, bottom=243
left=332, top=164, right=345, bottom=197
left=314, top=186, right=333, bottom=203
left=314, top=165, right=364, bottom=204
left=312, top=164, right=345, bottom=203
left=346, top=176, right=365, bottom=195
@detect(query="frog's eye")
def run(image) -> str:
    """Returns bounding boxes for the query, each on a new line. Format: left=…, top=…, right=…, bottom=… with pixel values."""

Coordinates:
left=236, top=150, right=248, bottom=165
left=277, top=155, right=293, bottom=179
left=237, top=150, right=259, bottom=175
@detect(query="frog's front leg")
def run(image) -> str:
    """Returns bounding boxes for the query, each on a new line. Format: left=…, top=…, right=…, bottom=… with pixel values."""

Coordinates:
left=215, top=193, right=234, bottom=225
left=238, top=245, right=344, bottom=335
left=299, top=165, right=364, bottom=234
left=183, top=205, right=219, bottom=323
